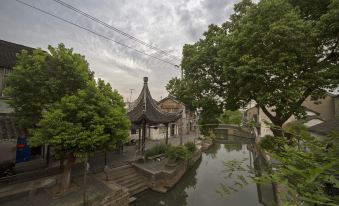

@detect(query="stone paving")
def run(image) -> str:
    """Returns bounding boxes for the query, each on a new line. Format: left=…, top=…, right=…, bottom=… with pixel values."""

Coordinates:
left=1, top=174, right=113, bottom=206
left=0, top=132, right=199, bottom=206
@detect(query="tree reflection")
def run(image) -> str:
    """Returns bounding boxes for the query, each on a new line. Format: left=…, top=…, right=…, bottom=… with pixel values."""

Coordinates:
left=220, top=144, right=276, bottom=205
left=224, top=143, right=242, bottom=152
left=204, top=143, right=221, bottom=159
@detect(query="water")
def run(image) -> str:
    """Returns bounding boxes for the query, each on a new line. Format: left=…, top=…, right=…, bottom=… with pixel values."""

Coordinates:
left=135, top=135, right=276, bottom=206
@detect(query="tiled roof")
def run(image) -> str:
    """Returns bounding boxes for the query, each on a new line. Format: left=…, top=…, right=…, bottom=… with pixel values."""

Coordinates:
left=127, top=77, right=182, bottom=124
left=0, top=40, right=35, bottom=69
left=308, top=118, right=339, bottom=135
left=158, top=95, right=181, bottom=104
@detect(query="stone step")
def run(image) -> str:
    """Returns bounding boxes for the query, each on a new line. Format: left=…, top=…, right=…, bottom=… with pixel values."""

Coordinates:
left=115, top=173, right=141, bottom=185
left=105, top=164, right=148, bottom=196
left=129, top=197, right=137, bottom=203
left=129, top=183, right=148, bottom=196
left=120, top=176, right=146, bottom=189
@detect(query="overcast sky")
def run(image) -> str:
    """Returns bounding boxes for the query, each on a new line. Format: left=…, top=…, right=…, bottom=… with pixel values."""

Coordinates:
left=0, top=0, right=240, bottom=101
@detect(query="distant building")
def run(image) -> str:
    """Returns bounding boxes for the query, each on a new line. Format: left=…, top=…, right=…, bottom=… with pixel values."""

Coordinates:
left=0, top=40, right=46, bottom=170
left=243, top=94, right=339, bottom=140
left=309, top=119, right=339, bottom=139
left=0, top=40, right=34, bottom=96
left=156, top=96, right=198, bottom=139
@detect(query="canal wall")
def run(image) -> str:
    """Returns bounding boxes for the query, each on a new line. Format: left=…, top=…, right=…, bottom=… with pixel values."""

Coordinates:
left=132, top=149, right=202, bottom=193
left=214, top=125, right=254, bottom=139
left=256, top=145, right=288, bottom=206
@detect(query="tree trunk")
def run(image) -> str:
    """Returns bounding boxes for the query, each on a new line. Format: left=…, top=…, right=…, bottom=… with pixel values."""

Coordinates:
left=60, top=153, right=76, bottom=191
left=259, top=105, right=285, bottom=137
left=271, top=126, right=284, bottom=137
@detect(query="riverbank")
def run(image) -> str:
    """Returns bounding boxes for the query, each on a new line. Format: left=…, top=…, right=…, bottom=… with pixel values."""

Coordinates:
left=134, top=135, right=273, bottom=206
left=129, top=139, right=212, bottom=193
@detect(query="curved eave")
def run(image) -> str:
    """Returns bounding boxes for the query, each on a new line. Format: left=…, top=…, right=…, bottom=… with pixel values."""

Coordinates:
left=127, top=79, right=182, bottom=124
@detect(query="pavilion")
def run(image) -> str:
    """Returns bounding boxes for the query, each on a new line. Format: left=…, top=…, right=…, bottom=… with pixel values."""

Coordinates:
left=127, top=77, right=182, bottom=153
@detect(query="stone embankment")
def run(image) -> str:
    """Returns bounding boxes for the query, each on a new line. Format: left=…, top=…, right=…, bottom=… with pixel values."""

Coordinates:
left=131, top=140, right=211, bottom=194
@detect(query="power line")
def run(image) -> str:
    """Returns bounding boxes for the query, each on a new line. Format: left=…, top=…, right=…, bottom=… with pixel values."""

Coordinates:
left=51, top=0, right=181, bottom=62
left=16, top=0, right=180, bottom=68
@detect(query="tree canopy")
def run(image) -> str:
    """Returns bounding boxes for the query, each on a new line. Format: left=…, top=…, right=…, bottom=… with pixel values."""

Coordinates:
left=5, top=44, right=94, bottom=129
left=30, top=81, right=130, bottom=155
left=6, top=44, right=131, bottom=190
left=168, top=0, right=339, bottom=136
left=219, top=110, right=243, bottom=125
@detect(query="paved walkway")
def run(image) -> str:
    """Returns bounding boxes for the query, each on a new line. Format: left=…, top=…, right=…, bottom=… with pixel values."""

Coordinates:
left=1, top=173, right=113, bottom=206
left=88, top=132, right=198, bottom=172
left=0, top=132, right=199, bottom=205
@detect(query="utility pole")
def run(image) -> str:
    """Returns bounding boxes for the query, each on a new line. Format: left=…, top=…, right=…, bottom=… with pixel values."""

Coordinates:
left=175, top=65, right=184, bottom=145
left=129, top=89, right=135, bottom=103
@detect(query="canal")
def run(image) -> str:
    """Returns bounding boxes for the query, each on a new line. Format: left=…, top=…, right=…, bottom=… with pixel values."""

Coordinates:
left=135, top=134, right=276, bottom=206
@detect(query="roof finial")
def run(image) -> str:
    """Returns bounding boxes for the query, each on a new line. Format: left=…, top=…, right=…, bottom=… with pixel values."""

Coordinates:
left=143, top=77, right=148, bottom=84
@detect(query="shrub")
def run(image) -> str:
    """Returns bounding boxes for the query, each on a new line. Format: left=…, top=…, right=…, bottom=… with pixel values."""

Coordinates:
left=144, top=144, right=169, bottom=160
left=205, top=131, right=216, bottom=141
left=260, top=135, right=294, bottom=152
left=184, top=141, right=196, bottom=153
left=166, top=146, right=189, bottom=162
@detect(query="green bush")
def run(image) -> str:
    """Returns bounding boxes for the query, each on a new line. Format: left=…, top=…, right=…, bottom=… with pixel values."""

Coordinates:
left=166, top=145, right=189, bottom=161
left=144, top=144, right=169, bottom=160
left=260, top=135, right=293, bottom=152
left=205, top=131, right=216, bottom=141
left=184, top=141, right=196, bottom=153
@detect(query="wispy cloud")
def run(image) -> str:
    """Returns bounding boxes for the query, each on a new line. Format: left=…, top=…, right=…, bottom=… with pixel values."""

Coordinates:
left=0, top=0, right=240, bottom=100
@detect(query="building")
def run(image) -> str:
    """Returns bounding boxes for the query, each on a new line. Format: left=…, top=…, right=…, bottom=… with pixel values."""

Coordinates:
left=155, top=96, right=198, bottom=140
left=0, top=40, right=34, bottom=96
left=127, top=79, right=198, bottom=143
left=0, top=40, right=46, bottom=171
left=127, top=77, right=182, bottom=152
left=309, top=119, right=339, bottom=139
left=244, top=94, right=339, bottom=139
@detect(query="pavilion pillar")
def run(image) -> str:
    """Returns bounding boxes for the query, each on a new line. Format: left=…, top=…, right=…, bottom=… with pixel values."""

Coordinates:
left=165, top=123, right=169, bottom=145
left=138, top=127, right=141, bottom=152
left=142, top=120, right=146, bottom=154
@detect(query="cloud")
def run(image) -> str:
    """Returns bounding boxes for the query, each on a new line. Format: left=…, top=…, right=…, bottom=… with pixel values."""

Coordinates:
left=0, top=0, right=240, bottom=100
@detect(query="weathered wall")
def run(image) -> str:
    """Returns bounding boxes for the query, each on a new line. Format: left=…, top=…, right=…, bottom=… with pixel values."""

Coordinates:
left=302, top=95, right=335, bottom=121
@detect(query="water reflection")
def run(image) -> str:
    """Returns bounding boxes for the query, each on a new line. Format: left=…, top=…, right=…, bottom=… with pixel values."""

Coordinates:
left=135, top=135, right=275, bottom=206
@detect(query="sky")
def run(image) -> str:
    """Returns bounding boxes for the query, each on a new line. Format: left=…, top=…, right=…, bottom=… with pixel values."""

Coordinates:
left=0, top=0, right=240, bottom=102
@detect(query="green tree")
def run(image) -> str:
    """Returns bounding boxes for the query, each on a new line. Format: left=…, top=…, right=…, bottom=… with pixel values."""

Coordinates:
left=30, top=82, right=130, bottom=191
left=166, top=77, right=196, bottom=111
left=5, top=44, right=93, bottom=129
left=97, top=79, right=131, bottom=163
left=260, top=132, right=339, bottom=205
left=166, top=78, right=223, bottom=134
left=172, top=0, right=339, bottom=137
left=223, top=131, right=339, bottom=205
left=219, top=110, right=243, bottom=125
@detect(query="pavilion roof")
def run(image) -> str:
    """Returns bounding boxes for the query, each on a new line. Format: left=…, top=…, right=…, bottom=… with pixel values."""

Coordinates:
left=127, top=77, right=182, bottom=124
